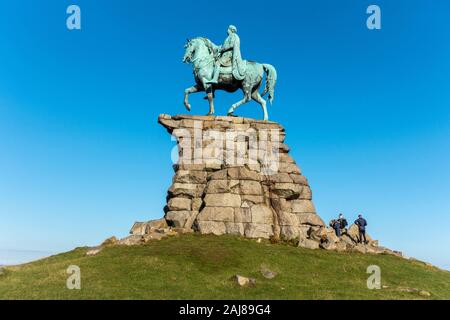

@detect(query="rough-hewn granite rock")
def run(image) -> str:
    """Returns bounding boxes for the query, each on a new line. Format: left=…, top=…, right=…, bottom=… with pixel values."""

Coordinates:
left=115, top=116, right=401, bottom=256
left=112, top=115, right=402, bottom=257
left=158, top=114, right=324, bottom=243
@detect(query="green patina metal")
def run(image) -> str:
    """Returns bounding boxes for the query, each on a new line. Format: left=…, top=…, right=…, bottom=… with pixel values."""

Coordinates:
left=182, top=26, right=277, bottom=121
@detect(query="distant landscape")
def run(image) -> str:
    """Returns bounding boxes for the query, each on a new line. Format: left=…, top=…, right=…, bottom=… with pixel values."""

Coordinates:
left=0, top=250, right=54, bottom=266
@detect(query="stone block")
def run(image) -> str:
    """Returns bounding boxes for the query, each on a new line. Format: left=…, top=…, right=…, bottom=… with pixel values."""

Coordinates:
left=204, top=193, right=241, bottom=207
left=197, top=206, right=234, bottom=222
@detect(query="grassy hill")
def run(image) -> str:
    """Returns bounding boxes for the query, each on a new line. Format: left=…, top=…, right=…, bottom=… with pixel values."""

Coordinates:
left=0, top=234, right=449, bottom=300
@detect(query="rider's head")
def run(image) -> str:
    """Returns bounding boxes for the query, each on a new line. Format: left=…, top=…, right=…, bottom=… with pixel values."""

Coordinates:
left=228, top=25, right=237, bottom=35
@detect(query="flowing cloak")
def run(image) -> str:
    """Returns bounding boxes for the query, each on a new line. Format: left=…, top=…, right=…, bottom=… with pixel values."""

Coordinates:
left=219, top=33, right=246, bottom=80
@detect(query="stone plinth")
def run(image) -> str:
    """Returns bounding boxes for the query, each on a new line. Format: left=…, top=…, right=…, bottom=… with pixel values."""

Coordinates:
left=158, top=114, right=325, bottom=241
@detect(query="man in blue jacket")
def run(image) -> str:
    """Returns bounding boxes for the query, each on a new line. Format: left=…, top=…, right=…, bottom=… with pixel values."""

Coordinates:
left=332, top=219, right=341, bottom=237
left=354, top=214, right=368, bottom=244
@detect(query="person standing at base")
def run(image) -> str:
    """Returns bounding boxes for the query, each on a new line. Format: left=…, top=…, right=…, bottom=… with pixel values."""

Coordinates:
left=330, top=219, right=341, bottom=237
left=338, top=213, right=348, bottom=234
left=354, top=214, right=368, bottom=244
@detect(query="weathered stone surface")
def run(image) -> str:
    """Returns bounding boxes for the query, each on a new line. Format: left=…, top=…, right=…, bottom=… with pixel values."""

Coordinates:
left=245, top=223, right=273, bottom=238
left=347, top=224, right=375, bottom=245
left=129, top=219, right=170, bottom=236
left=225, top=222, right=245, bottom=235
left=295, top=212, right=325, bottom=226
left=205, top=180, right=230, bottom=193
left=231, top=275, right=256, bottom=287
left=183, top=211, right=198, bottom=229
left=239, top=180, right=263, bottom=195
left=272, top=183, right=302, bottom=199
left=166, top=210, right=198, bottom=228
left=169, top=183, right=202, bottom=198
left=143, top=232, right=167, bottom=242
left=118, top=235, right=144, bottom=246
left=204, top=193, right=241, bottom=207
left=320, top=241, right=337, bottom=251
left=227, top=167, right=261, bottom=181
left=324, top=227, right=340, bottom=243
left=159, top=115, right=320, bottom=243
left=241, top=195, right=265, bottom=205
left=278, top=162, right=300, bottom=174
left=419, top=290, right=431, bottom=297
left=335, top=241, right=348, bottom=252
left=279, top=153, right=295, bottom=163
left=234, top=208, right=252, bottom=223
left=280, top=225, right=300, bottom=240
left=250, top=204, right=273, bottom=224
left=298, top=186, right=312, bottom=200
left=86, top=247, right=102, bottom=256
left=268, top=173, right=293, bottom=183
left=352, top=244, right=368, bottom=254
left=191, top=198, right=203, bottom=211
left=291, top=200, right=316, bottom=213
left=174, top=170, right=207, bottom=184
left=298, top=238, right=320, bottom=250
left=290, top=174, right=308, bottom=185
left=340, top=234, right=356, bottom=246
left=196, top=220, right=227, bottom=235
left=147, top=218, right=169, bottom=229
left=197, top=207, right=234, bottom=222
left=239, top=167, right=262, bottom=181
left=130, top=222, right=148, bottom=236
left=171, top=227, right=194, bottom=234
left=273, top=208, right=296, bottom=226
left=101, top=236, right=118, bottom=247
left=309, top=226, right=327, bottom=241
left=115, top=115, right=403, bottom=256
left=168, top=197, right=192, bottom=211
left=208, top=169, right=227, bottom=180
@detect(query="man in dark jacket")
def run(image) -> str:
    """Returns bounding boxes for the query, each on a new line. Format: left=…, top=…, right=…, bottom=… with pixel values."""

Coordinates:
left=330, top=219, right=341, bottom=237
left=338, top=213, right=348, bottom=234
left=354, top=214, right=368, bottom=244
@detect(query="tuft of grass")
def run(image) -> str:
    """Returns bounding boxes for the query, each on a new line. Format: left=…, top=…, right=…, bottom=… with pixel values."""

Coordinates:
left=0, top=234, right=448, bottom=300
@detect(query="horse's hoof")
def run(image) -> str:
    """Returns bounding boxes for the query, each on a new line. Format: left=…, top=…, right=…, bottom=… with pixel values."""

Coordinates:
left=227, top=112, right=237, bottom=117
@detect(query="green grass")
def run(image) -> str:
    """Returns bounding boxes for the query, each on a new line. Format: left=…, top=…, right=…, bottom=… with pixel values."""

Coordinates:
left=0, top=234, right=449, bottom=299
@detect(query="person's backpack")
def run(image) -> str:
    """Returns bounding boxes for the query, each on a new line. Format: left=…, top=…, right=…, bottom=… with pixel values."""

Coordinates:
left=329, top=219, right=336, bottom=228
left=340, top=218, right=348, bottom=228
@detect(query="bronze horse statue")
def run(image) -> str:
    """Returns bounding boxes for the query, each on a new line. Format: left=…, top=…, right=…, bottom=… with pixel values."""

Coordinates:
left=182, top=37, right=277, bottom=121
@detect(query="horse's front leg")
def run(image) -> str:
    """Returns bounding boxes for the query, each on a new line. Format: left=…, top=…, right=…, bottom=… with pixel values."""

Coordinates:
left=184, top=85, right=200, bottom=111
left=206, top=92, right=215, bottom=115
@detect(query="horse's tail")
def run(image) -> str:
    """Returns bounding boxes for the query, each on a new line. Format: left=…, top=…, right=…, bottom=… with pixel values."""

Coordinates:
left=262, top=64, right=277, bottom=105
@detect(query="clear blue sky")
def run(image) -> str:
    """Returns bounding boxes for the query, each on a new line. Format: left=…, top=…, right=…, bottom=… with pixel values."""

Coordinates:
left=1, top=0, right=449, bottom=269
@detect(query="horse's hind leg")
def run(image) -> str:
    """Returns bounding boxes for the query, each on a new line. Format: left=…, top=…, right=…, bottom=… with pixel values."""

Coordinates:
left=184, top=85, right=201, bottom=111
left=252, top=90, right=268, bottom=121
left=227, top=89, right=251, bottom=116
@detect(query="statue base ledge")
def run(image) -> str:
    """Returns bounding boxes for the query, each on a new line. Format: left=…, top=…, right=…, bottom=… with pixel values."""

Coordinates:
left=159, top=113, right=278, bottom=124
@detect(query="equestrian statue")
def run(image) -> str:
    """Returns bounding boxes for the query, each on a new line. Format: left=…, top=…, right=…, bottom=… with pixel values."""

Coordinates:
left=182, top=25, right=277, bottom=121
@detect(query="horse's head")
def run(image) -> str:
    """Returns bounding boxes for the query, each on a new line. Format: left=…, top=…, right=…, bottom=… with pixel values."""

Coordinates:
left=183, top=38, right=212, bottom=64
left=182, top=38, right=195, bottom=63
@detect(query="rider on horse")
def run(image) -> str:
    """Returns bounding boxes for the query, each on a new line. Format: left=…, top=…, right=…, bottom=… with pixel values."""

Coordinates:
left=207, top=25, right=246, bottom=84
